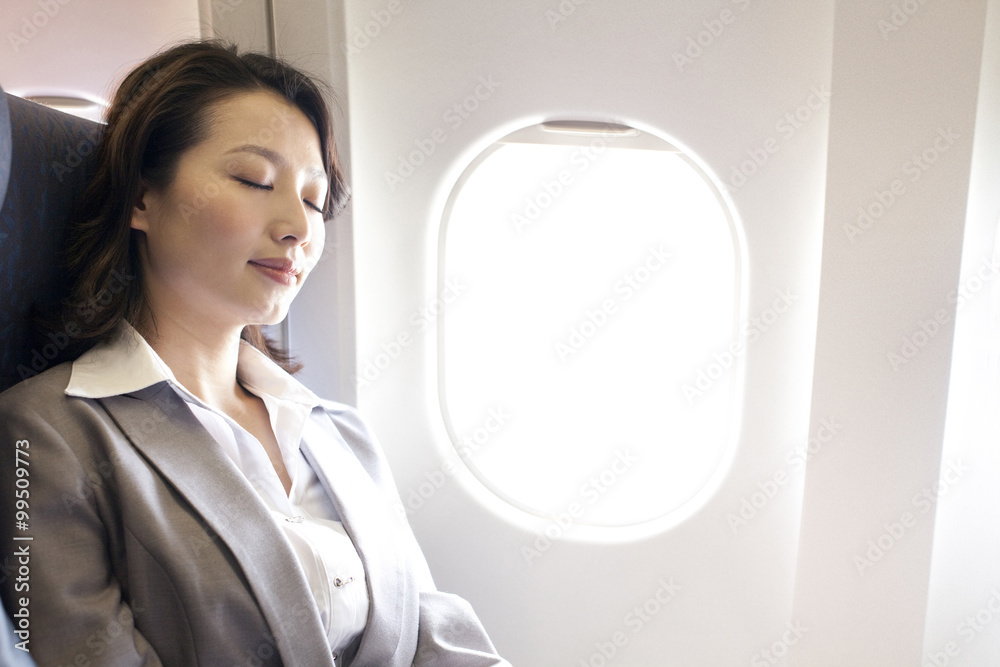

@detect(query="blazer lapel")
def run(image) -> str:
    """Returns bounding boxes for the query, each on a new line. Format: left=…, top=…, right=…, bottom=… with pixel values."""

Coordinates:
left=99, top=382, right=336, bottom=667
left=301, top=410, right=411, bottom=667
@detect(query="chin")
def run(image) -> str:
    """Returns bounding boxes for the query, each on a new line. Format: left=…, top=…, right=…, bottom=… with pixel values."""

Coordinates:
left=249, top=304, right=292, bottom=327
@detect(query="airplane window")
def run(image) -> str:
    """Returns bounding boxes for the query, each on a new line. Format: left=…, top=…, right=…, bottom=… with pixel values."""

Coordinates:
left=439, top=122, right=742, bottom=528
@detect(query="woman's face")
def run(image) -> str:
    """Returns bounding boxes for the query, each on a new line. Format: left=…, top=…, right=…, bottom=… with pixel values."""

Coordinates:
left=131, top=91, right=328, bottom=332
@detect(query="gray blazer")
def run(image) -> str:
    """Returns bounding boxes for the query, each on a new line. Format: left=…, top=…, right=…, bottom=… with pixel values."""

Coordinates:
left=0, top=364, right=506, bottom=666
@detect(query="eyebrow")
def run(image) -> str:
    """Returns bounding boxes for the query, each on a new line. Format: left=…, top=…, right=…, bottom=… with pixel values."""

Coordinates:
left=225, top=144, right=327, bottom=183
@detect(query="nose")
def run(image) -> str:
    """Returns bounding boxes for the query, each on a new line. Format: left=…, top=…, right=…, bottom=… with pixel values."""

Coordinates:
left=271, top=189, right=314, bottom=248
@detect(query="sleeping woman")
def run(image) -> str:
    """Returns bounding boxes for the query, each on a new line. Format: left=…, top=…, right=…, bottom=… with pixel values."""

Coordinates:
left=0, top=40, right=507, bottom=667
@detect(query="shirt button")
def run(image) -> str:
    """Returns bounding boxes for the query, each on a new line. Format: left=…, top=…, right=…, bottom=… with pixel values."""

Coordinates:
left=285, top=515, right=304, bottom=523
left=334, top=576, right=355, bottom=587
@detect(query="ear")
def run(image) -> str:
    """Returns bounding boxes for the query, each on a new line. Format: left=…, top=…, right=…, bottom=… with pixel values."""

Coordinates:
left=130, top=181, right=153, bottom=232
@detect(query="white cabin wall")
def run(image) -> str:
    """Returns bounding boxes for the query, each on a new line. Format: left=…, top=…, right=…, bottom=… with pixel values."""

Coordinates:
left=1, top=0, right=995, bottom=663
left=343, top=0, right=832, bottom=664
left=206, top=0, right=273, bottom=56
left=789, top=2, right=987, bottom=666
left=269, top=0, right=358, bottom=406
left=920, top=0, right=1000, bottom=664
left=0, top=0, right=203, bottom=105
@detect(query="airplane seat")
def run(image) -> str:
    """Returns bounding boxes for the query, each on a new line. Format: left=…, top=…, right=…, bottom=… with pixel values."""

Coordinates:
left=0, top=88, right=104, bottom=393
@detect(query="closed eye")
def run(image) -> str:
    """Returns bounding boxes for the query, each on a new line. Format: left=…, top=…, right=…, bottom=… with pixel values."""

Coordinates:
left=235, top=177, right=272, bottom=191
left=237, top=177, right=324, bottom=215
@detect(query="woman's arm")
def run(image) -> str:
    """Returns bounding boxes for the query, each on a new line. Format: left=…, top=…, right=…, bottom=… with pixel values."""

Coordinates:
left=0, top=383, right=163, bottom=666
left=323, top=403, right=510, bottom=666
left=413, top=590, right=511, bottom=666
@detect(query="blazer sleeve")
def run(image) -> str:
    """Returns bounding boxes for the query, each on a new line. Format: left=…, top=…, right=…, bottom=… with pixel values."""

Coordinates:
left=413, top=591, right=512, bottom=666
left=323, top=403, right=510, bottom=667
left=0, top=384, right=163, bottom=666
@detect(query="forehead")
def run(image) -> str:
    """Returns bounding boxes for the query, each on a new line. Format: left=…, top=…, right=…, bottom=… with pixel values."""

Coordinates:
left=200, top=91, right=324, bottom=166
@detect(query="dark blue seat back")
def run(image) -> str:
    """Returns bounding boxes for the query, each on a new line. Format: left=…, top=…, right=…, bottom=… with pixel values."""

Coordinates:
left=0, top=90, right=104, bottom=393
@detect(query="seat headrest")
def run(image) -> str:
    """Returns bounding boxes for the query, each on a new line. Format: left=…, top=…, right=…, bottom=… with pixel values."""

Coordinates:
left=0, top=90, right=104, bottom=392
left=0, top=90, right=9, bottom=216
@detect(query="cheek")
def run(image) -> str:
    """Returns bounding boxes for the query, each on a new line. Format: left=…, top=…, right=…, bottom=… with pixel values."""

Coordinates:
left=308, top=220, right=327, bottom=261
left=314, top=219, right=327, bottom=247
left=196, top=192, right=258, bottom=241
left=157, top=178, right=245, bottom=242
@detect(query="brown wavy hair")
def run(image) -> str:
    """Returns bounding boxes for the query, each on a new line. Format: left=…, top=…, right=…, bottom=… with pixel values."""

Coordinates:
left=61, top=40, right=349, bottom=371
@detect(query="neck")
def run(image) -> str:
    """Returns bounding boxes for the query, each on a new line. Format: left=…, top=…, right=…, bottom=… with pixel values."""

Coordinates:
left=137, top=313, right=247, bottom=412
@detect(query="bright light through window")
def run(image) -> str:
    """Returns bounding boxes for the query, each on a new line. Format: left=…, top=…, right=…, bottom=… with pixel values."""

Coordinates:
left=440, top=125, right=741, bottom=527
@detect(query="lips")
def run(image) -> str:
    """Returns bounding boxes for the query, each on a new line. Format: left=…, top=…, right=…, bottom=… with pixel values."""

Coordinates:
left=249, top=257, right=302, bottom=286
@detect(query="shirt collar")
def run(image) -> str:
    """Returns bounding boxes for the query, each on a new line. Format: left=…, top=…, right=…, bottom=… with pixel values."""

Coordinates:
left=65, top=323, right=321, bottom=408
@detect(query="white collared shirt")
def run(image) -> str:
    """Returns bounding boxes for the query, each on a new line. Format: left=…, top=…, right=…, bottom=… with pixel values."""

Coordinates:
left=65, top=325, right=368, bottom=661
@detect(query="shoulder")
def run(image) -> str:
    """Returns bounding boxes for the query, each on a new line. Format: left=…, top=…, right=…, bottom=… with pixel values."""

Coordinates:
left=316, top=398, right=374, bottom=440
left=313, top=398, right=397, bottom=484
left=0, top=363, right=108, bottom=488
left=0, top=362, right=75, bottom=414
left=0, top=363, right=113, bottom=450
